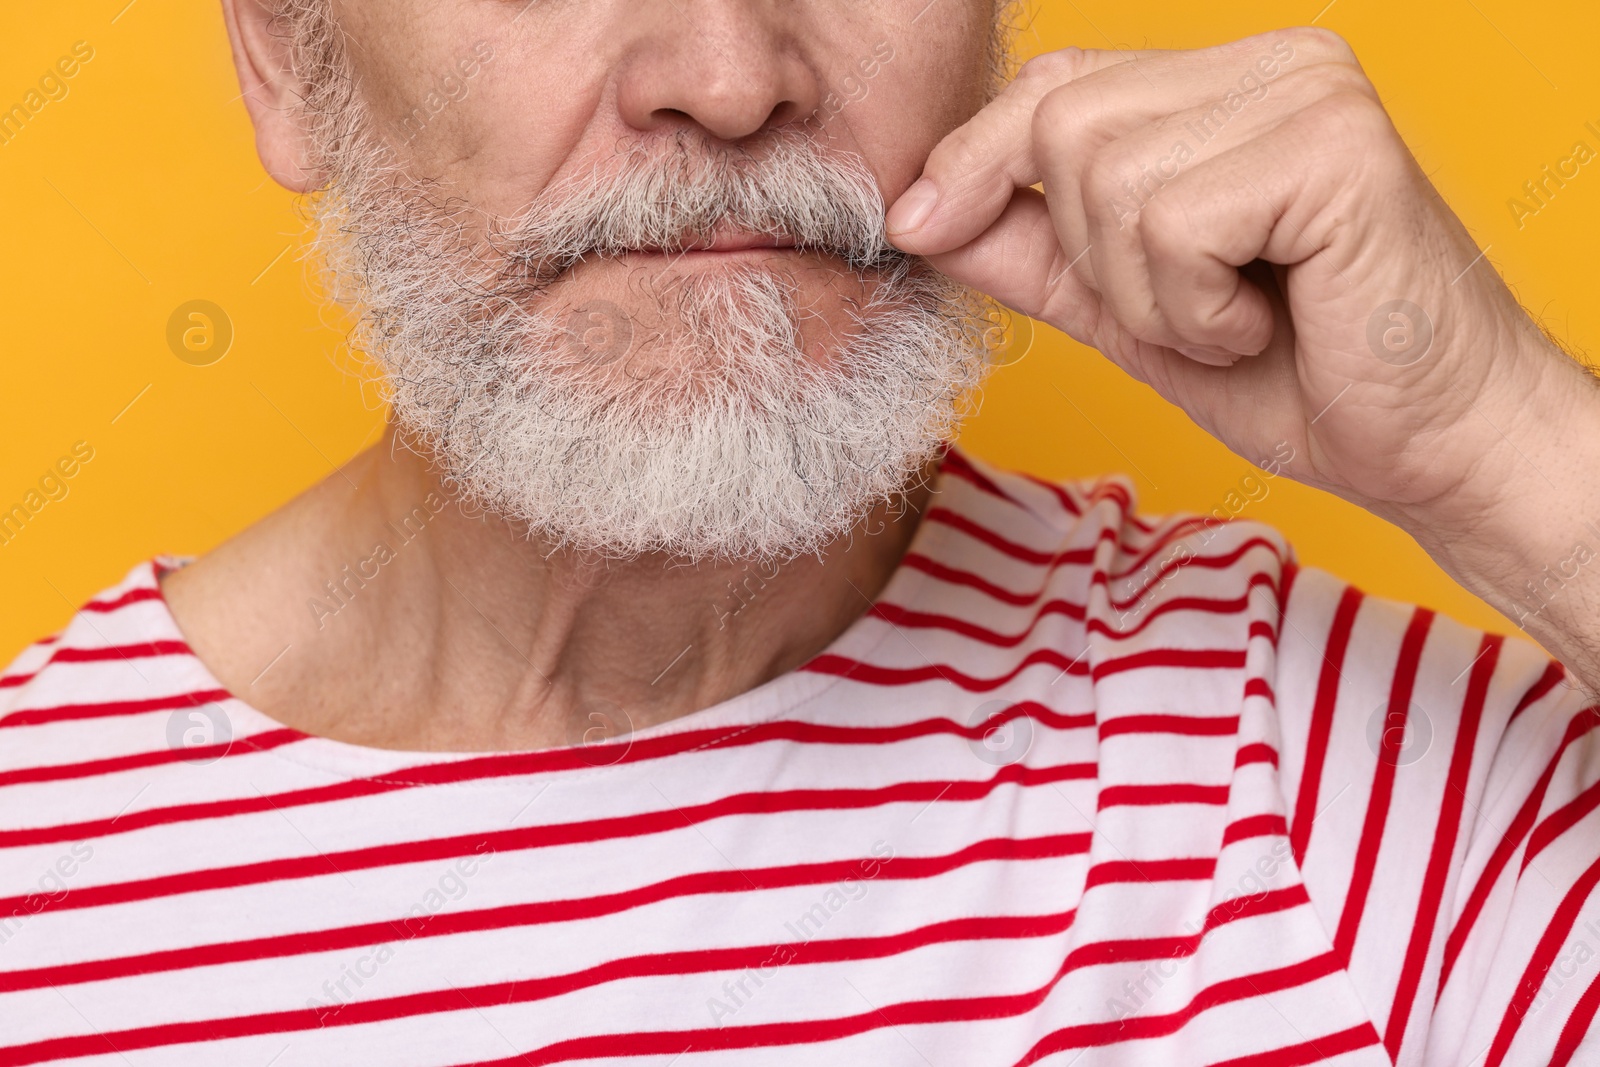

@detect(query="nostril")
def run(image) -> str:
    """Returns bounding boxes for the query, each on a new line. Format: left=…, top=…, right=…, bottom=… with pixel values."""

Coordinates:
left=766, top=100, right=804, bottom=128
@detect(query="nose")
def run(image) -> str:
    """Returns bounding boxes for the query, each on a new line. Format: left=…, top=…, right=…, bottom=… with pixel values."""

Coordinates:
left=614, top=1, right=824, bottom=143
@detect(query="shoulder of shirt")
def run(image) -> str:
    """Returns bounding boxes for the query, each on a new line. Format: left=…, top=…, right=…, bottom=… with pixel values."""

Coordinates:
left=945, top=447, right=1572, bottom=691
left=0, top=557, right=181, bottom=721
left=941, top=445, right=1293, bottom=583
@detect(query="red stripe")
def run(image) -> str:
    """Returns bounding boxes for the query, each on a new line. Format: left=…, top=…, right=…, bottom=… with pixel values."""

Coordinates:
left=1484, top=851, right=1600, bottom=1067
left=0, top=728, right=303, bottom=787
left=0, top=833, right=1089, bottom=994
left=876, top=575, right=1280, bottom=651
left=1008, top=951, right=1350, bottom=1067
left=1100, top=714, right=1239, bottom=740
left=1525, top=774, right=1600, bottom=867
left=0, top=761, right=1098, bottom=916
left=1510, top=659, right=1567, bottom=725
left=1205, top=881, right=1309, bottom=926
left=1235, top=743, right=1279, bottom=769
left=79, top=585, right=162, bottom=613
left=803, top=646, right=1246, bottom=693
left=1550, top=965, right=1600, bottom=1067
left=1332, top=607, right=1433, bottom=965
left=897, top=535, right=1280, bottom=614
left=1061, top=884, right=1305, bottom=970
left=0, top=908, right=1077, bottom=1066
left=871, top=598, right=1083, bottom=645
left=806, top=643, right=1145, bottom=694
left=1202, top=1024, right=1380, bottom=1067
left=1206, top=883, right=1311, bottom=933
left=1098, top=783, right=1231, bottom=809
left=1383, top=632, right=1500, bottom=1059
left=1439, top=707, right=1600, bottom=991
left=0, top=707, right=1097, bottom=847
left=1221, top=813, right=1287, bottom=846
left=1095, top=585, right=1276, bottom=642
left=1276, top=561, right=1300, bottom=638
left=941, top=448, right=1037, bottom=515
left=1084, top=857, right=1215, bottom=887
left=1094, top=648, right=1249, bottom=682
left=466, top=935, right=1344, bottom=1067
left=0, top=618, right=178, bottom=688
left=0, top=688, right=233, bottom=729
left=901, top=551, right=1044, bottom=607
left=927, top=506, right=1098, bottom=566
left=0, top=872, right=1322, bottom=1067
left=1114, top=515, right=1208, bottom=573
left=1288, top=585, right=1364, bottom=866
left=1088, top=478, right=1133, bottom=513
left=1244, top=677, right=1276, bottom=702
left=930, top=501, right=1223, bottom=580
left=1108, top=515, right=1281, bottom=583
left=1014, top=467, right=1084, bottom=518
left=1090, top=538, right=1286, bottom=602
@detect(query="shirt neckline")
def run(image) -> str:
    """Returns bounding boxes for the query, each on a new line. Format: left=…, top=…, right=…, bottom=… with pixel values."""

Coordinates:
left=139, top=449, right=959, bottom=781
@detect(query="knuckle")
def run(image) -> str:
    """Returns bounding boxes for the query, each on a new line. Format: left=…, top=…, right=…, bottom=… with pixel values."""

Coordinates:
left=1304, top=60, right=1381, bottom=102
left=1313, top=88, right=1396, bottom=152
left=1140, top=194, right=1198, bottom=250
left=1030, top=81, right=1120, bottom=173
left=1017, top=48, right=1090, bottom=84
left=1034, top=84, right=1118, bottom=189
left=1119, top=298, right=1168, bottom=344
left=1031, top=84, right=1086, bottom=149
left=1033, top=80, right=1116, bottom=141
left=1081, top=149, right=1133, bottom=206
left=1280, top=25, right=1360, bottom=66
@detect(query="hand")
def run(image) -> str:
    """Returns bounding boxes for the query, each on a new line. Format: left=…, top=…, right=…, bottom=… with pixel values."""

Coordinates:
left=885, top=27, right=1594, bottom=544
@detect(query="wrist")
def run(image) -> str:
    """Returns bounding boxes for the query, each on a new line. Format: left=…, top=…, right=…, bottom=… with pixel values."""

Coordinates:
left=1401, top=331, right=1600, bottom=682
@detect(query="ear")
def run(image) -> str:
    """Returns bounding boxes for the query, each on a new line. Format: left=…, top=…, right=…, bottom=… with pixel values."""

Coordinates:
left=221, top=0, right=324, bottom=193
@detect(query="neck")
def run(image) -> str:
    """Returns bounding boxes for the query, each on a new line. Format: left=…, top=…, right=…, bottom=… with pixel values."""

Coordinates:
left=161, top=425, right=939, bottom=752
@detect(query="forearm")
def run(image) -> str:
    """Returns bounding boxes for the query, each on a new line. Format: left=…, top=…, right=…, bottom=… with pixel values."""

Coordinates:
left=1400, top=340, right=1600, bottom=699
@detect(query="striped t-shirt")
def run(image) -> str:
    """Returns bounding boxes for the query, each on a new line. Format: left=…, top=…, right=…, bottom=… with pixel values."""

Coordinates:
left=2, top=446, right=1599, bottom=1066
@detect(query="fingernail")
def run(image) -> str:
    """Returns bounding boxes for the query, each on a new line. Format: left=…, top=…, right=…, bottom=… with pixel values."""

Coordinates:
left=1176, top=344, right=1239, bottom=367
left=887, top=178, right=939, bottom=236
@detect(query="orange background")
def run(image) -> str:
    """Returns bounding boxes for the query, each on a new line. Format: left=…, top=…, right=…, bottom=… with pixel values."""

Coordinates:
left=1, top=0, right=1595, bottom=659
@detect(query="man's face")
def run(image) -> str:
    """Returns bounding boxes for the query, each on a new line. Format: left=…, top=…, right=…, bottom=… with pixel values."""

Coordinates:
left=273, top=0, right=1008, bottom=563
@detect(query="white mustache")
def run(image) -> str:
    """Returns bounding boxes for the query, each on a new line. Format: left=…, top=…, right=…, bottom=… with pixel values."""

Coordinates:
left=490, top=131, right=906, bottom=290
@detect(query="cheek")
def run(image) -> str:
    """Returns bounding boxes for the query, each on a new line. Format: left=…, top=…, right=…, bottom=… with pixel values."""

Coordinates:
left=346, top=17, right=610, bottom=214
left=828, top=7, right=995, bottom=200
left=412, top=69, right=604, bottom=218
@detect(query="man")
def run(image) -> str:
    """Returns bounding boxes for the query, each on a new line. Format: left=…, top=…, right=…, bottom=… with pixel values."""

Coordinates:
left=3, top=0, right=1600, bottom=1063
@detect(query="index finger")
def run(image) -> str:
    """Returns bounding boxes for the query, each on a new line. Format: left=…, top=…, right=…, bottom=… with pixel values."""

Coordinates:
left=884, top=47, right=1147, bottom=254
left=886, top=30, right=1348, bottom=258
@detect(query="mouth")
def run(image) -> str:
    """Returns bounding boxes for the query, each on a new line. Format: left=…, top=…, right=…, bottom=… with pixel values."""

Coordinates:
left=625, top=226, right=801, bottom=263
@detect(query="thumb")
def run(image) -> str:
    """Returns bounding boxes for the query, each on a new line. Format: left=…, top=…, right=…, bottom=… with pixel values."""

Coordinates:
left=922, top=187, right=1099, bottom=344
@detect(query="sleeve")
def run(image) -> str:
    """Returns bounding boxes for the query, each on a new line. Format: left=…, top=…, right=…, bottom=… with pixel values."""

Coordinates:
left=1271, top=563, right=1600, bottom=1067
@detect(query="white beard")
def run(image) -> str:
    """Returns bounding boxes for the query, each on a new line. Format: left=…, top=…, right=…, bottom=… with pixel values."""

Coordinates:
left=308, top=131, right=997, bottom=565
